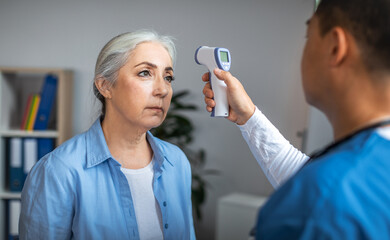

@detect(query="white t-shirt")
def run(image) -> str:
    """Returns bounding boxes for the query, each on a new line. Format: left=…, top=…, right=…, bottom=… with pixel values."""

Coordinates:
left=121, top=159, right=164, bottom=240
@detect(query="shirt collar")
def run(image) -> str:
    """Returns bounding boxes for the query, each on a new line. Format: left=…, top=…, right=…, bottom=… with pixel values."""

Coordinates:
left=86, top=118, right=113, bottom=168
left=85, top=118, right=174, bottom=168
left=146, top=131, right=174, bottom=169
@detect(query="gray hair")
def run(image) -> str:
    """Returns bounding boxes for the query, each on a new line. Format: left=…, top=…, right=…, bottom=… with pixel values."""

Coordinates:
left=93, top=30, right=176, bottom=116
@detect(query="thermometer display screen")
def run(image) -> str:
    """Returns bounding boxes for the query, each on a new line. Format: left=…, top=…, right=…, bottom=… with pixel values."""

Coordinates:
left=220, top=51, right=229, bottom=62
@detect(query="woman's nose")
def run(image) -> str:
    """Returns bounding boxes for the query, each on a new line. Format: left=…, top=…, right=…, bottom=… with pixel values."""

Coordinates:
left=153, top=75, right=169, bottom=97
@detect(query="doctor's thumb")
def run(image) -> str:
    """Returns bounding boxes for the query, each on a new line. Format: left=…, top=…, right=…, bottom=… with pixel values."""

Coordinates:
left=214, top=68, right=235, bottom=87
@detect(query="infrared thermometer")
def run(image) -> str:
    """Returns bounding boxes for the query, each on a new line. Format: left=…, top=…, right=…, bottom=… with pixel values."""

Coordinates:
left=195, top=46, right=231, bottom=117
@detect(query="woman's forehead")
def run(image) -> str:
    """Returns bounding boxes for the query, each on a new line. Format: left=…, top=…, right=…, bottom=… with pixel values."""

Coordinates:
left=129, top=42, right=173, bottom=67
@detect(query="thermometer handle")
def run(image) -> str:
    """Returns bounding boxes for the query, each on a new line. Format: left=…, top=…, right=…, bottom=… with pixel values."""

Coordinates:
left=210, top=72, right=229, bottom=117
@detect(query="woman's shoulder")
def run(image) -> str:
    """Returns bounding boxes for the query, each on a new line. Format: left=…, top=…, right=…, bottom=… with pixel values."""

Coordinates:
left=40, top=131, right=88, bottom=170
left=55, top=131, right=87, bottom=152
left=25, top=133, right=87, bottom=187
left=151, top=136, right=185, bottom=156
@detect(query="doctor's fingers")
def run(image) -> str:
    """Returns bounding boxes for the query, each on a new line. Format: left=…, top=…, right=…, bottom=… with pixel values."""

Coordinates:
left=202, top=72, right=210, bottom=82
left=204, top=97, right=215, bottom=112
left=203, top=82, right=214, bottom=98
left=204, top=94, right=216, bottom=105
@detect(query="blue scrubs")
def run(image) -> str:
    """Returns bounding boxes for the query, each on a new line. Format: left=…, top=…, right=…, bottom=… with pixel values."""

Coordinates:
left=256, top=130, right=390, bottom=239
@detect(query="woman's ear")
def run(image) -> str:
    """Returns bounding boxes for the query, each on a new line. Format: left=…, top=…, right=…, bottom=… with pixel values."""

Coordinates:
left=94, top=77, right=112, bottom=99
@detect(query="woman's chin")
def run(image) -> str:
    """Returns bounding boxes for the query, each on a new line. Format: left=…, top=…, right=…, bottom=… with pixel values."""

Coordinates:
left=143, top=119, right=164, bottom=130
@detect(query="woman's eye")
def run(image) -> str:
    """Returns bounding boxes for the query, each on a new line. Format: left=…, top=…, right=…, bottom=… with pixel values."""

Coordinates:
left=165, top=75, right=175, bottom=83
left=138, top=70, right=151, bottom=77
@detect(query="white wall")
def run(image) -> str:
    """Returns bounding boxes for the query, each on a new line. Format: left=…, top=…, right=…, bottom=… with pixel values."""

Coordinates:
left=305, top=107, right=333, bottom=155
left=0, top=0, right=314, bottom=238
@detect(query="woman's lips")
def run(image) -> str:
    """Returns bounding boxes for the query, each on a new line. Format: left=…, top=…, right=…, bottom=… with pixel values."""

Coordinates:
left=147, top=106, right=164, bottom=112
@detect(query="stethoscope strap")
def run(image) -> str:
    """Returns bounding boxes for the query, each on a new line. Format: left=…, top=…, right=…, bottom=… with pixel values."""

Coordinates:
left=304, top=119, right=390, bottom=166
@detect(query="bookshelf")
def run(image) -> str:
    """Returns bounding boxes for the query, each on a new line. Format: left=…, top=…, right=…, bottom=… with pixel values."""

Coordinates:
left=0, top=67, right=73, bottom=239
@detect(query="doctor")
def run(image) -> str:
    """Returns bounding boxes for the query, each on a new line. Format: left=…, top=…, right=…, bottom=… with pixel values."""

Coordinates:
left=202, top=0, right=390, bottom=238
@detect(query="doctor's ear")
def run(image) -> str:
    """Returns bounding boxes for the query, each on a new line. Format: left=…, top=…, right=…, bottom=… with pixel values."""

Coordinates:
left=95, top=77, right=113, bottom=99
left=328, top=27, right=348, bottom=67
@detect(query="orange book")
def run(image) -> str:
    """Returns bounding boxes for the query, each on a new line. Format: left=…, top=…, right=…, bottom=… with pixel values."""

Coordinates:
left=25, top=95, right=41, bottom=131
left=20, top=95, right=33, bottom=129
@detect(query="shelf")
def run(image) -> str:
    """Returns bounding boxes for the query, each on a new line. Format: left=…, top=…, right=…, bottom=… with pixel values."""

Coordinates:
left=0, top=191, right=21, bottom=200
left=0, top=129, right=58, bottom=138
left=0, top=67, right=73, bottom=237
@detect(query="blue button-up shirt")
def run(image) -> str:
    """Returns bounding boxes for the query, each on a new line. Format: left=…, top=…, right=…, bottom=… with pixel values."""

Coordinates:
left=20, top=119, right=196, bottom=239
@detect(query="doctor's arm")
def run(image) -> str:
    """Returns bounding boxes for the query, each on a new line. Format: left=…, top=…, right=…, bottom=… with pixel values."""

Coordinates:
left=202, top=69, right=309, bottom=188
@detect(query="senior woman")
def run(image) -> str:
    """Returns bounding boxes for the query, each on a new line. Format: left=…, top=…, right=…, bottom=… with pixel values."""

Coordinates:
left=20, top=30, right=195, bottom=239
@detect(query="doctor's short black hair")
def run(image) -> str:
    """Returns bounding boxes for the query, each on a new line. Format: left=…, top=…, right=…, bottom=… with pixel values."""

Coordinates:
left=315, top=0, right=390, bottom=73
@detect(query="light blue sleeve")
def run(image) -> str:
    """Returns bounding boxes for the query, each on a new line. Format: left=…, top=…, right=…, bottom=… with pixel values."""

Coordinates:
left=19, top=153, right=75, bottom=240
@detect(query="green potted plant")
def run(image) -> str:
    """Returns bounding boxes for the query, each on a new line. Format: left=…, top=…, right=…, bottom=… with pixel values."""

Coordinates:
left=151, top=90, right=218, bottom=220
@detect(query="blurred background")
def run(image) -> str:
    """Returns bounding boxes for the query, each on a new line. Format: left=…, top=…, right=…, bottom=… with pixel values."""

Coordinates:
left=0, top=0, right=333, bottom=239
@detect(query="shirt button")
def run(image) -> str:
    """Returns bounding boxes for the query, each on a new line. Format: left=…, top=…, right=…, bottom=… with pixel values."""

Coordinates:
left=163, top=201, right=167, bottom=207
left=165, top=223, right=169, bottom=229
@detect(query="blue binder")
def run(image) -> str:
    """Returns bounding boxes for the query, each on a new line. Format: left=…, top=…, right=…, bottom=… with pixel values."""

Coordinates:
left=38, top=138, right=55, bottom=159
left=7, top=199, right=21, bottom=240
left=8, top=138, right=24, bottom=192
left=34, top=74, right=58, bottom=130
left=23, top=138, right=38, bottom=181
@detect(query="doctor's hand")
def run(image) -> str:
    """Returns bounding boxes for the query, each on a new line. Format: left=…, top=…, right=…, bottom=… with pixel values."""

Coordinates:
left=202, top=69, right=255, bottom=125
